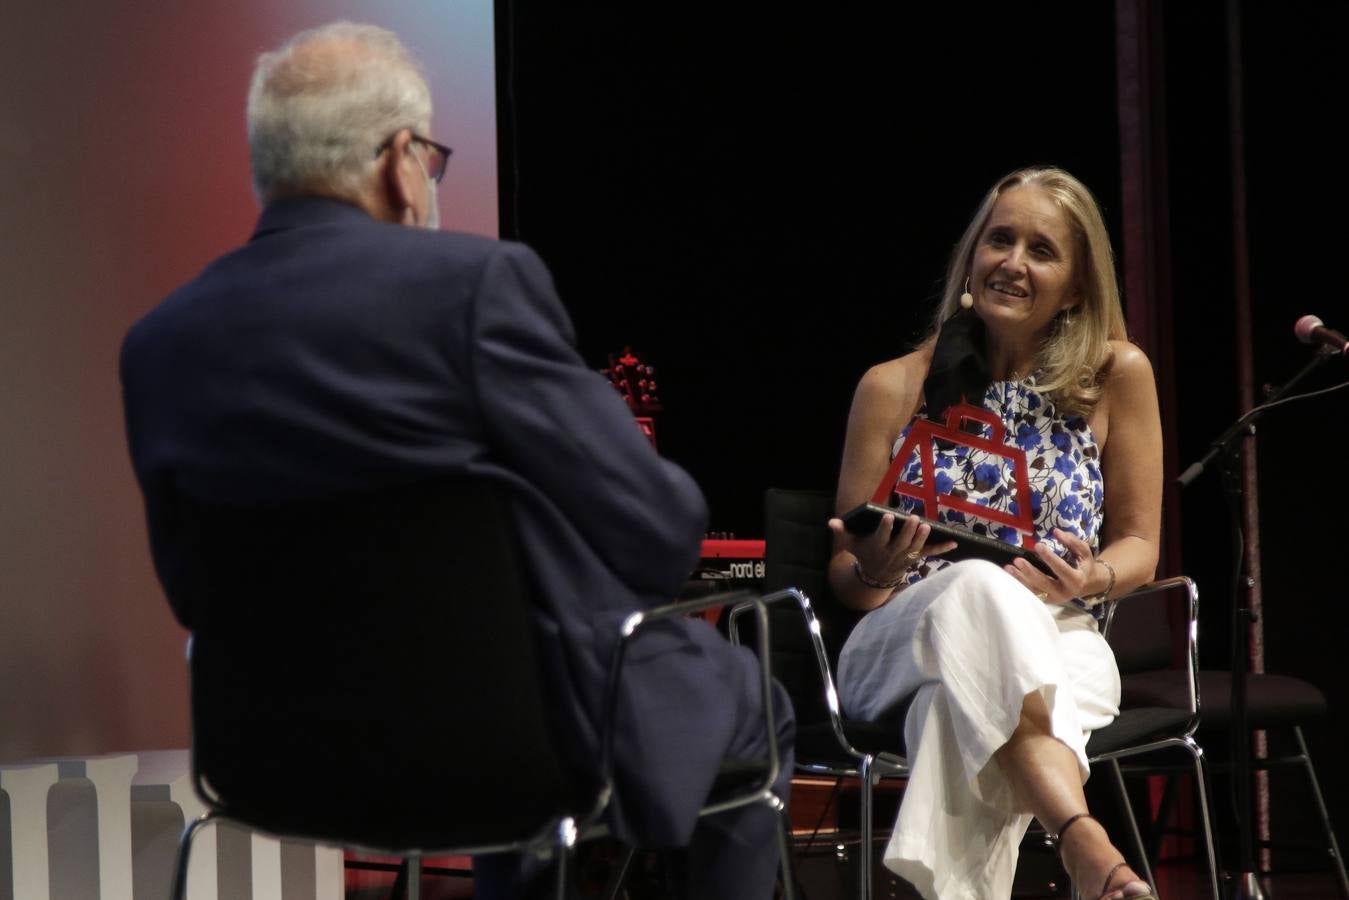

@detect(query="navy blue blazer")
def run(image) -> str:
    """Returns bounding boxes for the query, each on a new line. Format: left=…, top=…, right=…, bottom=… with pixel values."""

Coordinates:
left=121, top=197, right=764, bottom=844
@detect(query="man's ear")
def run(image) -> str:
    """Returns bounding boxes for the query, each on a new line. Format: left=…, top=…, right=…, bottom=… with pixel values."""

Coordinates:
left=380, top=129, right=419, bottom=224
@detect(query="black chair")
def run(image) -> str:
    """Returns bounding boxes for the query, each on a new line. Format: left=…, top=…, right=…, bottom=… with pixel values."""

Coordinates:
left=166, top=475, right=792, bottom=900
left=1084, top=575, right=1222, bottom=900
left=729, top=489, right=907, bottom=900
left=1114, top=605, right=1349, bottom=895
left=739, top=488, right=1222, bottom=900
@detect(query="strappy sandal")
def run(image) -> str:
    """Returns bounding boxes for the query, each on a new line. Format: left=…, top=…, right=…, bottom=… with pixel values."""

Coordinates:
left=1049, top=813, right=1159, bottom=900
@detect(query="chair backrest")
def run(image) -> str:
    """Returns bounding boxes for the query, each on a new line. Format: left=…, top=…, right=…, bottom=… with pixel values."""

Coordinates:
left=1102, top=583, right=1176, bottom=675
left=761, top=488, right=864, bottom=728
left=178, top=475, right=583, bottom=850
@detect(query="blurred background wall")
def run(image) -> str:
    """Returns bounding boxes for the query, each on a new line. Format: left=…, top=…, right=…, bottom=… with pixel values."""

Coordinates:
left=0, top=0, right=497, bottom=762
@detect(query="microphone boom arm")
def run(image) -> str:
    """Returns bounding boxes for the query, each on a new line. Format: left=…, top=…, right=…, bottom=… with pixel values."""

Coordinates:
left=1177, top=346, right=1338, bottom=487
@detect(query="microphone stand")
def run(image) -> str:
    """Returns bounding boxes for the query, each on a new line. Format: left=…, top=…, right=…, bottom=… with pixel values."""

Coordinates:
left=1178, top=346, right=1339, bottom=900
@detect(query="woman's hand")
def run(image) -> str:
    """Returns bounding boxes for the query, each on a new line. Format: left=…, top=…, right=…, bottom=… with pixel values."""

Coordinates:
left=1003, top=527, right=1102, bottom=604
left=828, top=513, right=958, bottom=586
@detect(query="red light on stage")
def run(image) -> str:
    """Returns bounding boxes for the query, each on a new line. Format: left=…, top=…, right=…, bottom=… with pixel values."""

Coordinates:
left=635, top=416, right=657, bottom=449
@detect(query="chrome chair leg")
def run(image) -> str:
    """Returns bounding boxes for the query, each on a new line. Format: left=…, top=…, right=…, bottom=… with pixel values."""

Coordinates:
left=600, top=846, right=637, bottom=900
left=776, top=798, right=799, bottom=900
left=554, top=816, right=578, bottom=900
left=858, top=754, right=874, bottom=900
left=1109, top=758, right=1157, bottom=893
left=1184, top=737, right=1223, bottom=900
left=406, top=854, right=422, bottom=900
left=1293, top=727, right=1349, bottom=897
left=171, top=811, right=220, bottom=900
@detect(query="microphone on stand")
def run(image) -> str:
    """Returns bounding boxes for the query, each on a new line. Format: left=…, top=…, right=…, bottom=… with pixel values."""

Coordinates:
left=1294, top=314, right=1349, bottom=354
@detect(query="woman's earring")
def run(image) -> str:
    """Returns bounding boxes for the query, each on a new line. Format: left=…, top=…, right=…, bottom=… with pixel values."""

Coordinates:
left=959, top=277, right=974, bottom=309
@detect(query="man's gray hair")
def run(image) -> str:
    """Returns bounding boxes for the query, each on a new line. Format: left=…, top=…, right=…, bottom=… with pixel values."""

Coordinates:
left=246, top=22, right=432, bottom=203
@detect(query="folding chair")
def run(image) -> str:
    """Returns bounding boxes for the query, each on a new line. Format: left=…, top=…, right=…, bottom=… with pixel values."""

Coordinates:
left=167, top=475, right=792, bottom=899
left=1112, top=586, right=1347, bottom=895
left=742, top=488, right=1221, bottom=900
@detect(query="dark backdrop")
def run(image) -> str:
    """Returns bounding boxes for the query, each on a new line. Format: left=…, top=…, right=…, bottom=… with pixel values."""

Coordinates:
left=499, top=2, right=1121, bottom=537
left=1163, top=0, right=1349, bottom=846
left=499, top=0, right=1348, bottom=847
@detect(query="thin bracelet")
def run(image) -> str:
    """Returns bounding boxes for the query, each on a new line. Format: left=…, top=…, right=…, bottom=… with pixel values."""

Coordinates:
left=1082, top=558, right=1116, bottom=608
left=852, top=559, right=905, bottom=590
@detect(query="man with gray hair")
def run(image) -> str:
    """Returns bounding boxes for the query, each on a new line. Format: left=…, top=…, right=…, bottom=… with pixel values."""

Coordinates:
left=245, top=21, right=443, bottom=226
left=121, top=21, right=794, bottom=900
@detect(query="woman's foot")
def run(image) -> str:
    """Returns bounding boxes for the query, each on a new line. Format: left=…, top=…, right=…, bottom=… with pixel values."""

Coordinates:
left=1055, top=814, right=1157, bottom=900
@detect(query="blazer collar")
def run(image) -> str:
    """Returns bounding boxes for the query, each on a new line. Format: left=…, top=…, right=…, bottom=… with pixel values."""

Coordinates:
left=250, top=196, right=376, bottom=242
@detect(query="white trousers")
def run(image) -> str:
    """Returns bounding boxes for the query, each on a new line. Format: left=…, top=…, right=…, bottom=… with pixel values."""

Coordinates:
left=837, top=560, right=1121, bottom=900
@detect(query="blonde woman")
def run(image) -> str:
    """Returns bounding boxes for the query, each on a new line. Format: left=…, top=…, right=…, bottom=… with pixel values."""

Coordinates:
left=829, top=167, right=1163, bottom=900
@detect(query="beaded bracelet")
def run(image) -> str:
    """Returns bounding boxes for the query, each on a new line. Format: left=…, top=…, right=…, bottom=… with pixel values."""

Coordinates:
left=852, top=559, right=905, bottom=590
left=1081, top=558, right=1117, bottom=608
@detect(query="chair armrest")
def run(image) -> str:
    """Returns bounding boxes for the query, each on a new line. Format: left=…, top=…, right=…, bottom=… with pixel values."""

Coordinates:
left=728, top=588, right=880, bottom=764
left=600, top=590, right=785, bottom=820
left=1101, top=575, right=1200, bottom=718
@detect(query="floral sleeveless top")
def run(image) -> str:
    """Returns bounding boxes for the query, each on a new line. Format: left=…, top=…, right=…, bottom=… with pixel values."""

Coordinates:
left=888, top=374, right=1104, bottom=605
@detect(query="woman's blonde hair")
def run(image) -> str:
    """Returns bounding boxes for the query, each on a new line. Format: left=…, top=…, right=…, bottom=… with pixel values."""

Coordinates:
left=931, top=166, right=1127, bottom=416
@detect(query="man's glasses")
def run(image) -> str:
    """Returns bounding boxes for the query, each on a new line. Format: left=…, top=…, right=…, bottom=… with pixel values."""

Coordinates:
left=375, top=131, right=453, bottom=184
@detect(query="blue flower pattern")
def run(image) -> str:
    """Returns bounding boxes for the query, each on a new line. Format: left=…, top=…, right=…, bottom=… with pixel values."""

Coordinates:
left=887, top=375, right=1104, bottom=601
